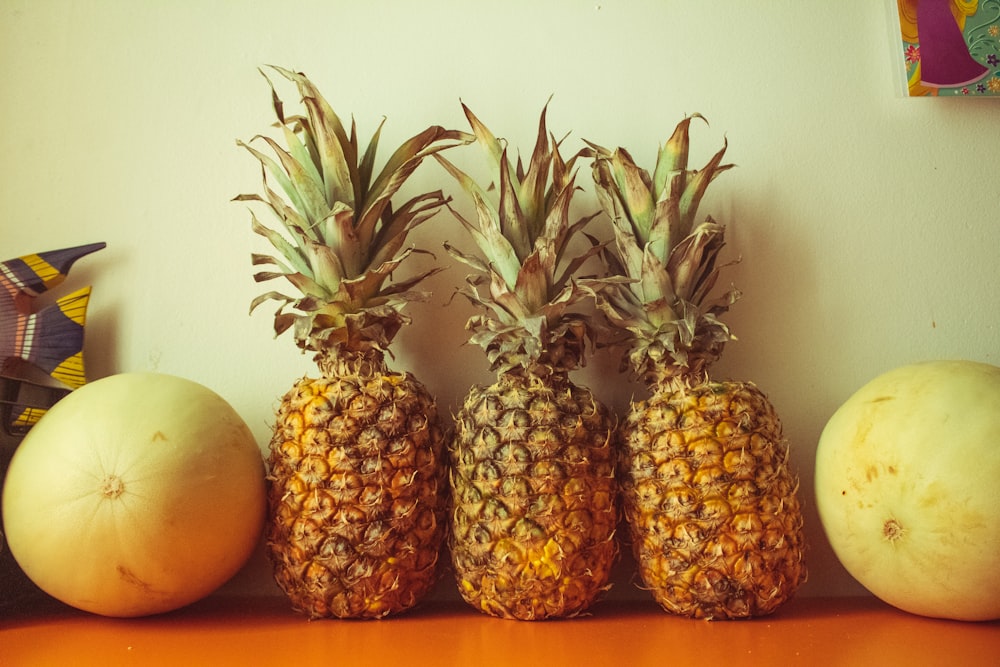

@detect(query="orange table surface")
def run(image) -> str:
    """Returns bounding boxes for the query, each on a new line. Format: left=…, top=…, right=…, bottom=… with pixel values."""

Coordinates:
left=2, top=594, right=998, bottom=666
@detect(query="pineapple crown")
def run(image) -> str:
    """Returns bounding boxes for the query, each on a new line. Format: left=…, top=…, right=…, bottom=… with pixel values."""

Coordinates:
left=236, top=65, right=471, bottom=357
left=436, top=101, right=604, bottom=377
left=584, top=114, right=740, bottom=385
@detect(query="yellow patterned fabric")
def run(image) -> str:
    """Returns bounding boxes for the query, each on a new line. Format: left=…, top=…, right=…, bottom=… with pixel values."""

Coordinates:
left=0, top=243, right=104, bottom=432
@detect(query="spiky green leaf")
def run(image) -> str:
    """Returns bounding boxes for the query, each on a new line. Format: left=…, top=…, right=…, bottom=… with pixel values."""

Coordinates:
left=651, top=113, right=704, bottom=198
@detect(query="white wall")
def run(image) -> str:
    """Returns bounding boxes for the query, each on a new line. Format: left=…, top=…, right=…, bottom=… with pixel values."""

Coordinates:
left=2, top=0, right=998, bottom=599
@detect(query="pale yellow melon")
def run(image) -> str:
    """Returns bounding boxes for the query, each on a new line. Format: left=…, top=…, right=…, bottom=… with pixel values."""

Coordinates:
left=815, top=360, right=1000, bottom=621
left=2, top=372, right=266, bottom=617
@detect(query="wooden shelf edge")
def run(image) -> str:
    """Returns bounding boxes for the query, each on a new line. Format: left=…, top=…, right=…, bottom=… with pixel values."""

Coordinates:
left=3, top=593, right=997, bottom=666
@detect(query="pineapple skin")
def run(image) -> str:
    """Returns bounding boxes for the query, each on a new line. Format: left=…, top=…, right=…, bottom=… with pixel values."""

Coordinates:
left=450, top=371, right=618, bottom=620
left=619, top=379, right=806, bottom=620
left=266, top=350, right=447, bottom=619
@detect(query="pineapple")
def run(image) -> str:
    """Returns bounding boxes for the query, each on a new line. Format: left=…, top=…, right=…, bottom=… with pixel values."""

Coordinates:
left=236, top=66, right=469, bottom=618
left=585, top=116, right=806, bottom=619
left=437, top=103, right=617, bottom=620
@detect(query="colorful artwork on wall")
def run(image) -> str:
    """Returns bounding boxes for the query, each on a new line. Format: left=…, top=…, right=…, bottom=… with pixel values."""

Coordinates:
left=0, top=242, right=105, bottom=435
left=896, top=0, right=1000, bottom=96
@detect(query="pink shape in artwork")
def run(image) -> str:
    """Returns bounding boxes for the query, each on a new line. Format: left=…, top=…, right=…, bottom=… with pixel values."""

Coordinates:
left=917, top=0, right=989, bottom=87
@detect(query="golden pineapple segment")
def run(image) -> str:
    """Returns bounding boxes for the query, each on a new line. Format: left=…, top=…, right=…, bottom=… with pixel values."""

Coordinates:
left=620, top=380, right=805, bottom=619
left=237, top=66, right=468, bottom=618
left=451, top=372, right=616, bottom=620
left=266, top=349, right=446, bottom=619
left=585, top=115, right=807, bottom=618
left=437, top=102, right=617, bottom=619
